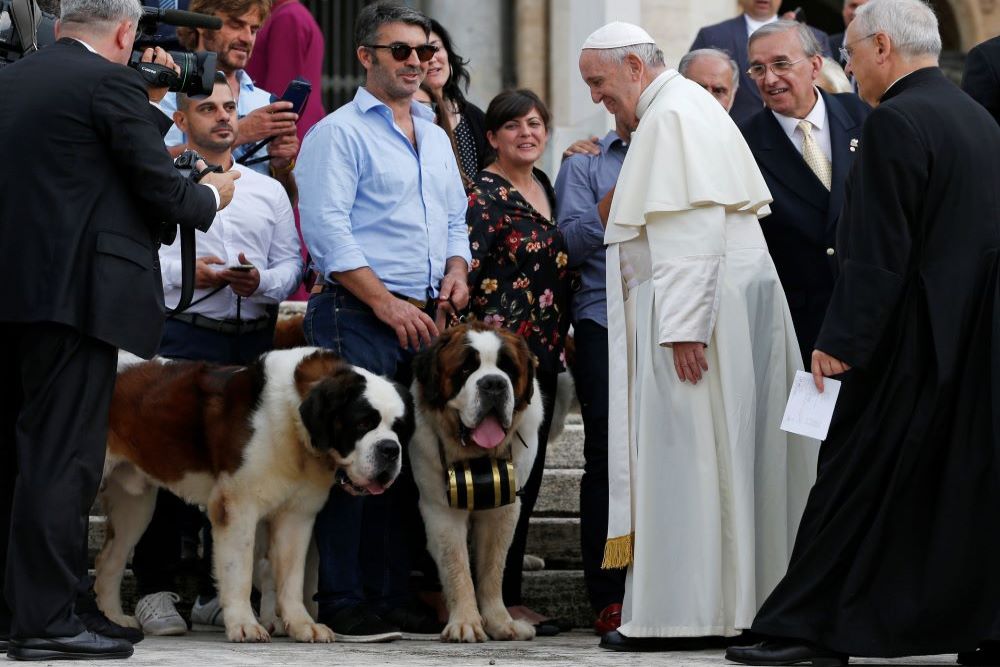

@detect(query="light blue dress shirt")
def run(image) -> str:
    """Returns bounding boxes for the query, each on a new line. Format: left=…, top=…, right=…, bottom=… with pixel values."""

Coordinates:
left=295, top=87, right=470, bottom=301
left=159, top=69, right=274, bottom=176
left=553, top=131, right=628, bottom=328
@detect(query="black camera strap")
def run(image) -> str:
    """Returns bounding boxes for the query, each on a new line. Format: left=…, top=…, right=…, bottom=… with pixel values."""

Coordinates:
left=9, top=0, right=40, bottom=54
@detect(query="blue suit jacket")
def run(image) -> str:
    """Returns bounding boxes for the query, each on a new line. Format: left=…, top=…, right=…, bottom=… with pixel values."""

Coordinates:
left=690, top=15, right=831, bottom=125
left=739, top=90, right=869, bottom=363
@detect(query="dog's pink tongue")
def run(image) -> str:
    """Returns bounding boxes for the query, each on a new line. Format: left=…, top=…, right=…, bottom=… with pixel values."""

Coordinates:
left=471, top=415, right=506, bottom=449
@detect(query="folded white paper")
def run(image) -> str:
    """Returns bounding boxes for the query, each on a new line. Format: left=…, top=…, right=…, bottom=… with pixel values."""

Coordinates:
left=780, top=370, right=841, bottom=441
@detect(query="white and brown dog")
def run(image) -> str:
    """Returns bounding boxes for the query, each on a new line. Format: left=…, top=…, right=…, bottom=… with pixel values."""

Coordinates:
left=94, top=347, right=412, bottom=643
left=410, top=323, right=542, bottom=642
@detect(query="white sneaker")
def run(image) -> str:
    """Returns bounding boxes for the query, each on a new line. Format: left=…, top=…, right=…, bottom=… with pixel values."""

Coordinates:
left=134, top=591, right=187, bottom=636
left=190, top=596, right=226, bottom=632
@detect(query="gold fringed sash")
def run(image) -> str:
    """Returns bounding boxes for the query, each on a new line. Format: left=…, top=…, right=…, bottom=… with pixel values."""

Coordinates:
left=601, top=533, right=634, bottom=569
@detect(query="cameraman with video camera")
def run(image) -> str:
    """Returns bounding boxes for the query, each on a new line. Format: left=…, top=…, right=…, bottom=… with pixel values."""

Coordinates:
left=0, top=0, right=239, bottom=659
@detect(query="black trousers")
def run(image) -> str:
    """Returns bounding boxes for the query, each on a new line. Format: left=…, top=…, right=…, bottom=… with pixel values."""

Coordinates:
left=572, top=320, right=626, bottom=613
left=502, top=368, right=558, bottom=607
left=0, top=323, right=117, bottom=638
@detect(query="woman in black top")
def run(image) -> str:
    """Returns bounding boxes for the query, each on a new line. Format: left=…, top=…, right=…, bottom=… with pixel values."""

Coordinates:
left=425, top=19, right=488, bottom=185
left=467, top=89, right=571, bottom=634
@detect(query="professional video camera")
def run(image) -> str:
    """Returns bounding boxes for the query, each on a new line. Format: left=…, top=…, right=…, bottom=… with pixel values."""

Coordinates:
left=1, top=0, right=220, bottom=95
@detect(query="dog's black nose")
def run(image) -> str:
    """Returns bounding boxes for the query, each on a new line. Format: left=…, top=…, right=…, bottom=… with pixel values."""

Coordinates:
left=477, top=375, right=507, bottom=397
left=375, top=439, right=400, bottom=462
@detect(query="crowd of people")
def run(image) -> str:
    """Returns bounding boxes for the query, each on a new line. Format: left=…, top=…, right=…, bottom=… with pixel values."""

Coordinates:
left=1, top=0, right=1000, bottom=663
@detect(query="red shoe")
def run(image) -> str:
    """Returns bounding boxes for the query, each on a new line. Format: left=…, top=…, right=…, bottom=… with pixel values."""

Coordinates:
left=593, top=603, right=622, bottom=635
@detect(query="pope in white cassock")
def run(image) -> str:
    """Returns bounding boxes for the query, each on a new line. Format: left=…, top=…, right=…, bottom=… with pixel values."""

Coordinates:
left=577, top=23, right=820, bottom=651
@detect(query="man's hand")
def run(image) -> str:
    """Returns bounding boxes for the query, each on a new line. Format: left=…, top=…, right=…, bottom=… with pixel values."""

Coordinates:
left=436, top=264, right=470, bottom=330
left=140, top=47, right=179, bottom=103
left=811, top=349, right=851, bottom=392
left=199, top=169, right=241, bottom=210
left=236, top=101, right=298, bottom=145
left=218, top=252, right=261, bottom=297
left=373, top=295, right=439, bottom=351
left=195, top=256, right=228, bottom=289
left=672, top=341, right=709, bottom=384
left=561, top=136, right=601, bottom=161
left=267, top=133, right=300, bottom=170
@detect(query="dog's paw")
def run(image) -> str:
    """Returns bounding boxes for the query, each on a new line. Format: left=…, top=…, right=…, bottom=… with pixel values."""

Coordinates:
left=106, top=613, right=140, bottom=630
left=484, top=617, right=535, bottom=641
left=285, top=621, right=334, bottom=643
left=226, top=621, right=271, bottom=643
left=441, top=619, right=488, bottom=643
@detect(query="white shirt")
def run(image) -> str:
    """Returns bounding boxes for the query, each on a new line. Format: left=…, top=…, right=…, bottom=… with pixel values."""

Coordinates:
left=745, top=13, right=778, bottom=36
left=772, top=88, right=833, bottom=163
left=160, top=164, right=303, bottom=320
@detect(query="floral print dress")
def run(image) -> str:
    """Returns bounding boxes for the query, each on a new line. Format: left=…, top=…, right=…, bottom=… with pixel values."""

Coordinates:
left=466, top=169, right=572, bottom=373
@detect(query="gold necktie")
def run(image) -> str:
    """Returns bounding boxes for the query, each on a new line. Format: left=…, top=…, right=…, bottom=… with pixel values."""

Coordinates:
left=798, top=119, right=832, bottom=191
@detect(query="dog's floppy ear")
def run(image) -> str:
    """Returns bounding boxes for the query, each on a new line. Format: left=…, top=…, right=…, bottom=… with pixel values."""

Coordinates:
left=412, top=338, right=443, bottom=407
left=299, top=384, right=335, bottom=452
left=392, top=381, right=416, bottom=446
left=298, top=371, right=365, bottom=454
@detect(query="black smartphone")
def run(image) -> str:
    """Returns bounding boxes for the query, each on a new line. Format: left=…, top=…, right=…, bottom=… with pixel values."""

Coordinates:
left=275, top=77, right=312, bottom=116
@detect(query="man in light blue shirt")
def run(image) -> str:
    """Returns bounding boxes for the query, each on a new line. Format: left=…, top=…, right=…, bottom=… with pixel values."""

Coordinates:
left=294, top=2, right=469, bottom=643
left=553, top=121, right=629, bottom=636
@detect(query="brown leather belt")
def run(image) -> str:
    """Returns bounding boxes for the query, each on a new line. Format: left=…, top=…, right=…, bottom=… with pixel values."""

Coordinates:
left=310, top=283, right=427, bottom=310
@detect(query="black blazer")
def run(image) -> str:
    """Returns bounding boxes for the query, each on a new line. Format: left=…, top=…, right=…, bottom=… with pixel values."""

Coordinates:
left=0, top=39, right=217, bottom=357
left=690, top=15, right=831, bottom=125
left=961, top=35, right=1000, bottom=126
left=739, top=90, right=869, bottom=362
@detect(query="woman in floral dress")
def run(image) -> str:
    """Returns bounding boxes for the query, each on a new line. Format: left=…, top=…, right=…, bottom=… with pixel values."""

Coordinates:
left=466, top=89, right=572, bottom=634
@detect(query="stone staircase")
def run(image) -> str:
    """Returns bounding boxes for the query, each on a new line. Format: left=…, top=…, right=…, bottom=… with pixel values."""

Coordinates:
left=87, top=411, right=593, bottom=628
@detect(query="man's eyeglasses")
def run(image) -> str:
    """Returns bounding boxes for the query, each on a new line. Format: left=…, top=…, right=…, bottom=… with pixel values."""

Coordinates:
left=363, top=42, right=439, bottom=62
left=747, top=58, right=807, bottom=80
left=839, top=33, right=878, bottom=64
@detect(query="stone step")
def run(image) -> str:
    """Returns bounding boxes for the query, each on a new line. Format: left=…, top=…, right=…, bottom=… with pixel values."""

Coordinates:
left=534, top=468, right=582, bottom=516
left=544, top=424, right=584, bottom=470
left=96, top=569, right=594, bottom=630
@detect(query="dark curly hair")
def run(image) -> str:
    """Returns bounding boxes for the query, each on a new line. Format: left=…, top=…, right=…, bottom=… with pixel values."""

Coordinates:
left=429, top=19, right=471, bottom=110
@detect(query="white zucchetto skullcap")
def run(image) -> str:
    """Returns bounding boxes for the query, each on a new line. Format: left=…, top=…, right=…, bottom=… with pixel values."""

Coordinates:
left=581, top=21, right=656, bottom=50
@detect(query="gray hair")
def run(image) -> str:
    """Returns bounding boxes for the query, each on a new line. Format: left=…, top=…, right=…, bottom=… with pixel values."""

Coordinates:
left=678, top=48, right=739, bottom=93
left=852, top=0, right=940, bottom=58
left=354, top=1, right=430, bottom=49
left=748, top=19, right=823, bottom=58
left=594, top=42, right=666, bottom=69
left=60, top=0, right=141, bottom=27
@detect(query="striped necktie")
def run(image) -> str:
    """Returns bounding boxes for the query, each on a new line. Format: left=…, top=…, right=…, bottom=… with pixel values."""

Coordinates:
left=158, top=0, right=176, bottom=10
left=798, top=119, right=832, bottom=191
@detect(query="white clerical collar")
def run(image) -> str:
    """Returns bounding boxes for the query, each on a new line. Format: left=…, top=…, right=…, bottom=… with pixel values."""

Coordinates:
left=636, top=69, right=679, bottom=120
left=745, top=13, right=778, bottom=36
left=71, top=37, right=98, bottom=54
left=771, top=87, right=826, bottom=135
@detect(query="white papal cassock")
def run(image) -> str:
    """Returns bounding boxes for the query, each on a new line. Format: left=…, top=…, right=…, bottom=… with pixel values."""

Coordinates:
left=603, top=70, right=820, bottom=637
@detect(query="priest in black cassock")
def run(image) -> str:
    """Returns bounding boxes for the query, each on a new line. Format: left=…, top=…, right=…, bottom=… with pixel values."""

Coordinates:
left=727, top=0, right=1000, bottom=665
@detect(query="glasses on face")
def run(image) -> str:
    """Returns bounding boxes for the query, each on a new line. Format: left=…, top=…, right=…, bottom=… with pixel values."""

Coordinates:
left=747, top=57, right=807, bottom=80
left=839, top=33, right=877, bottom=64
left=363, top=42, right=439, bottom=62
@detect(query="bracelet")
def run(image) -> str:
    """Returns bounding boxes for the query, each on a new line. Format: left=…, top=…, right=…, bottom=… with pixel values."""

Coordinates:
left=270, top=159, right=296, bottom=176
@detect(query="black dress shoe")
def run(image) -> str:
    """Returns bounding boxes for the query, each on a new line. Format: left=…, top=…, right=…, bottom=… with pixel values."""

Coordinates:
left=958, top=640, right=1000, bottom=665
left=7, top=631, right=133, bottom=661
left=600, top=629, right=730, bottom=652
left=725, top=639, right=848, bottom=666
left=78, top=609, right=144, bottom=645
left=533, top=621, right=561, bottom=637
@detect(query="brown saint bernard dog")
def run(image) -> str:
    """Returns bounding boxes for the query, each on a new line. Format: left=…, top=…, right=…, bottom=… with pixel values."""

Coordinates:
left=410, top=323, right=542, bottom=642
left=94, top=347, right=412, bottom=643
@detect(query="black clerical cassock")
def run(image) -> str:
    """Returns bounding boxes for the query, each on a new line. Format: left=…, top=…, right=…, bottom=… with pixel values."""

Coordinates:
left=750, top=67, right=1000, bottom=657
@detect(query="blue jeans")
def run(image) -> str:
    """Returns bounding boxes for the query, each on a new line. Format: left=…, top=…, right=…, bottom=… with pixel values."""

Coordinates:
left=304, top=288, right=417, bottom=615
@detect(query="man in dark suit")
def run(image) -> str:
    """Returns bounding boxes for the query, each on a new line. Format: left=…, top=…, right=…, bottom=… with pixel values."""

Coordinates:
left=962, top=35, right=1000, bottom=126
left=828, top=0, right=868, bottom=64
left=0, top=0, right=237, bottom=659
left=727, top=0, right=1000, bottom=664
left=690, top=0, right=831, bottom=124
left=739, top=20, right=869, bottom=364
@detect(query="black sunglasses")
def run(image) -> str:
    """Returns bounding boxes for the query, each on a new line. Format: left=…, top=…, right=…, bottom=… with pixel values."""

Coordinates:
left=363, top=42, right=439, bottom=62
